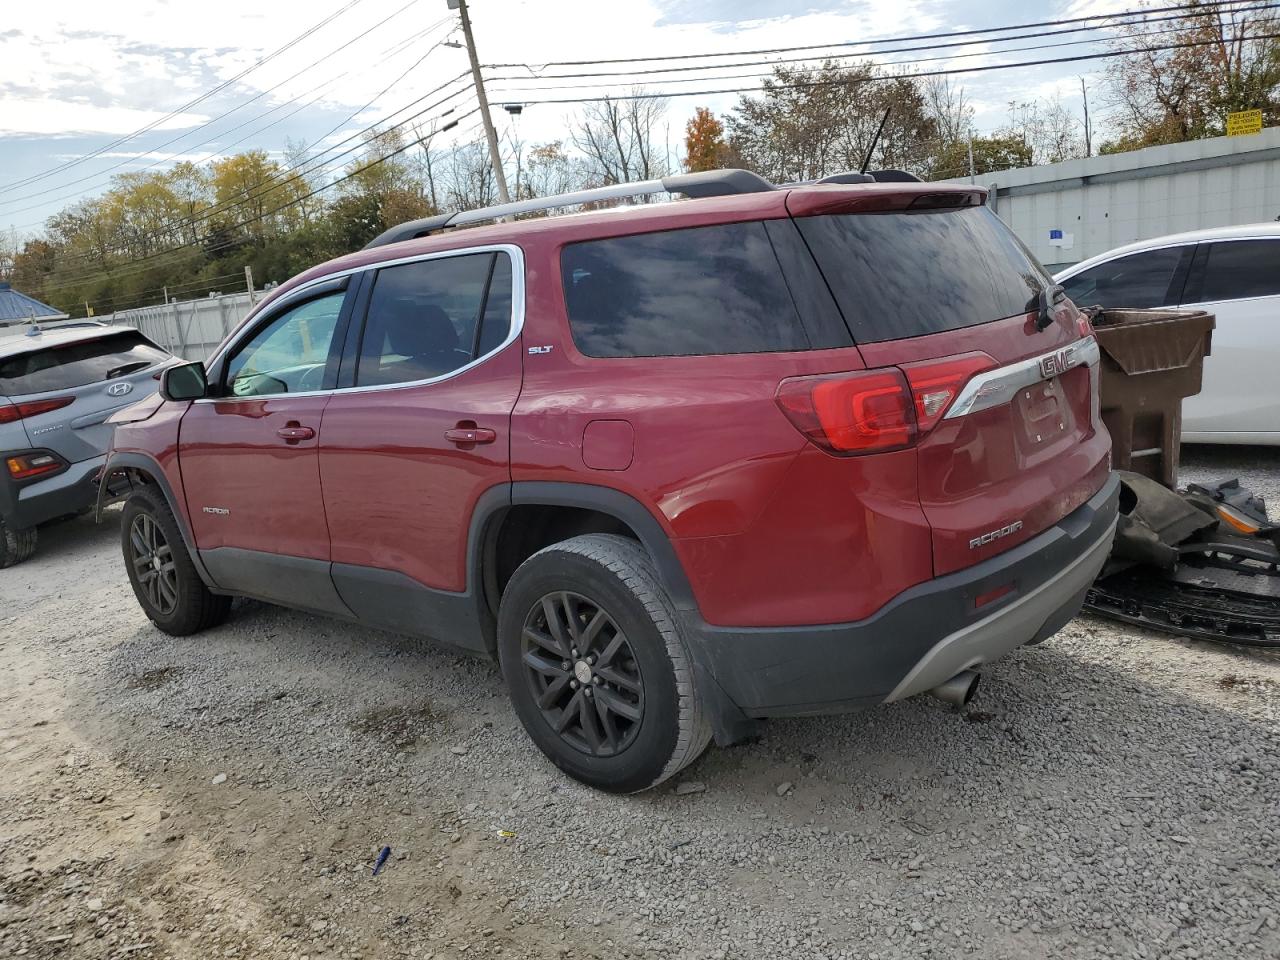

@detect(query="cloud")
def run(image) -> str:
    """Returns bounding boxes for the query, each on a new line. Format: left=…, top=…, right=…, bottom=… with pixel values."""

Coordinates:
left=0, top=98, right=209, bottom=137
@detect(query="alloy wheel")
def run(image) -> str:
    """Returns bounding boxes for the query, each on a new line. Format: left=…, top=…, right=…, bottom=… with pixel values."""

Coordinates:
left=129, top=512, right=178, bottom=616
left=521, top=591, right=645, bottom=757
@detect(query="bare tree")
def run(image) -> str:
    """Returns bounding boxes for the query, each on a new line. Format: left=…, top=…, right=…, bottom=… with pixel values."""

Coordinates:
left=999, top=96, right=1087, bottom=165
left=441, top=141, right=501, bottom=211
left=572, top=90, right=670, bottom=186
left=923, top=77, right=975, bottom=145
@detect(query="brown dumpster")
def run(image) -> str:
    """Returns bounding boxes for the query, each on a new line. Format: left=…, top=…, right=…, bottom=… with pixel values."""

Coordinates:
left=1090, top=308, right=1215, bottom=489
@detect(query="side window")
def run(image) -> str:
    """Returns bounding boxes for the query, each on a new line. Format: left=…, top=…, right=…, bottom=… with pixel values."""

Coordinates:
left=356, top=251, right=513, bottom=387
left=224, top=292, right=345, bottom=397
left=477, top=253, right=513, bottom=356
left=1189, top=240, right=1280, bottom=303
left=560, top=222, right=809, bottom=358
left=1059, top=247, right=1188, bottom=310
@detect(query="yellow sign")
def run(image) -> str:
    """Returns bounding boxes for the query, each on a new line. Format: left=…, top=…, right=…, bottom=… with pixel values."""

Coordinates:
left=1226, top=109, right=1263, bottom=136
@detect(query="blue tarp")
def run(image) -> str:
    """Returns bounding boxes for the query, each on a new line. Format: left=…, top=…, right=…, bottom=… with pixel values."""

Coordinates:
left=0, top=282, right=67, bottom=323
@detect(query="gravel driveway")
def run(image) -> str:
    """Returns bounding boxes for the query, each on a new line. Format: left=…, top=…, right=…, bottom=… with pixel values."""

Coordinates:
left=2, top=446, right=1277, bottom=960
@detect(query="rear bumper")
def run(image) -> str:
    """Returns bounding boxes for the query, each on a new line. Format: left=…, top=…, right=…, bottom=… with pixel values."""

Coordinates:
left=683, top=472, right=1120, bottom=719
left=0, top=454, right=105, bottom=530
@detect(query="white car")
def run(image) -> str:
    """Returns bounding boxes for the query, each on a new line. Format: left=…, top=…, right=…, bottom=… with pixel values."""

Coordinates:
left=1055, top=223, right=1280, bottom=445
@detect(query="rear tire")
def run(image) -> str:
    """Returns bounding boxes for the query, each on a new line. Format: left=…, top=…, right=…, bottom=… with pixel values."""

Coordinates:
left=498, top=534, right=712, bottom=793
left=0, top=516, right=37, bottom=568
left=121, top=487, right=231, bottom=636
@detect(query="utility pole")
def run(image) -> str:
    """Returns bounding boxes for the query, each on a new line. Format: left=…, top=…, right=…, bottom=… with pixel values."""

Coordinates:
left=455, top=0, right=511, bottom=204
left=967, top=135, right=976, bottom=184
left=244, top=265, right=257, bottom=306
left=1080, top=77, right=1092, bottom=157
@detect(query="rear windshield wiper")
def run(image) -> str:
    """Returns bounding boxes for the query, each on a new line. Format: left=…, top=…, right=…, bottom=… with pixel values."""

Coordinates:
left=105, top=360, right=151, bottom=379
left=1035, top=283, right=1067, bottom=332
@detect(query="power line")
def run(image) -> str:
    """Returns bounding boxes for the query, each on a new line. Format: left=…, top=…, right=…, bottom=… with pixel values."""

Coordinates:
left=49, top=97, right=480, bottom=292
left=46, top=77, right=475, bottom=281
left=0, top=1, right=443, bottom=210
left=0, top=0, right=373, bottom=194
left=4, top=30, right=461, bottom=227
left=64, top=105, right=482, bottom=312
left=483, top=1, right=1279, bottom=83
left=484, top=0, right=1263, bottom=68
left=490, top=29, right=1280, bottom=105
left=484, top=15, right=1249, bottom=96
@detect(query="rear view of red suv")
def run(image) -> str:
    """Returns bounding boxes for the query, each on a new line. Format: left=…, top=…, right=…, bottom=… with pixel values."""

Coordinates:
left=104, top=169, right=1117, bottom=793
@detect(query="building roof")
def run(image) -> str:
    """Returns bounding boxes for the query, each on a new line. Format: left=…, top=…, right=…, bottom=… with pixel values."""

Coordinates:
left=0, top=282, right=69, bottom=324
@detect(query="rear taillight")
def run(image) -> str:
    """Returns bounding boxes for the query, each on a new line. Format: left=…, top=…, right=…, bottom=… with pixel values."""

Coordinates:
left=900, top=352, right=997, bottom=432
left=6, top=452, right=65, bottom=481
left=776, top=353, right=996, bottom=456
left=776, top=369, right=916, bottom=455
left=0, top=395, right=75, bottom=425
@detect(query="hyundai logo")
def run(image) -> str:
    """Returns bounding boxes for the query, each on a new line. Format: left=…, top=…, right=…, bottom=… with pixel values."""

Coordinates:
left=106, top=381, right=134, bottom=397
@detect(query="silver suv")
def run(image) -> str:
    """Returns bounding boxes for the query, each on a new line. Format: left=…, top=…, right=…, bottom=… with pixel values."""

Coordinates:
left=0, top=323, right=172, bottom=566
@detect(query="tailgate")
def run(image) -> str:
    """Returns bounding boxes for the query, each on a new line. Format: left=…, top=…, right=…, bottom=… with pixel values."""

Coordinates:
left=790, top=194, right=1112, bottom=577
left=873, top=316, right=1111, bottom=575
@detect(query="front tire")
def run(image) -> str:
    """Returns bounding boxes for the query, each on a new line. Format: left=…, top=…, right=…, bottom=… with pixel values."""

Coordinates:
left=498, top=534, right=711, bottom=793
left=121, top=488, right=230, bottom=636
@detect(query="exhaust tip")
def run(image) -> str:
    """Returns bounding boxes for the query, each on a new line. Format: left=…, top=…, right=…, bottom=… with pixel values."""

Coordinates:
left=929, top=669, right=981, bottom=708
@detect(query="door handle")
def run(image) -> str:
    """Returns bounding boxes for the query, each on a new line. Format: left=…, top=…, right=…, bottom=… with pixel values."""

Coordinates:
left=445, top=426, right=497, bottom=446
left=277, top=424, right=315, bottom=442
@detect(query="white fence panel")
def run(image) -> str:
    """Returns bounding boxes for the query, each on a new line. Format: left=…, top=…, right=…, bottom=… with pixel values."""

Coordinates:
left=96, top=292, right=258, bottom=360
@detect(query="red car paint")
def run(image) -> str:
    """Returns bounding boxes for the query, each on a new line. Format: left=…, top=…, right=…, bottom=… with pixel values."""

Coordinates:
left=112, top=181, right=1110, bottom=633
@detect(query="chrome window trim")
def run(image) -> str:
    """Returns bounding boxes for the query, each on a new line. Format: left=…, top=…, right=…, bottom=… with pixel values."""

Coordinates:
left=196, top=243, right=525, bottom=404
left=945, top=335, right=1100, bottom=420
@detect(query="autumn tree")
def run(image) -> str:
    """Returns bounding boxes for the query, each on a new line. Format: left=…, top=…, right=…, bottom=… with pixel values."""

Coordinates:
left=1103, top=0, right=1280, bottom=149
left=684, top=107, right=732, bottom=172
left=930, top=134, right=1034, bottom=180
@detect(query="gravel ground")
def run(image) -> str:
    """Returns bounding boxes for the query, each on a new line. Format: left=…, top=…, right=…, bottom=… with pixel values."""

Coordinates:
left=1, top=446, right=1278, bottom=960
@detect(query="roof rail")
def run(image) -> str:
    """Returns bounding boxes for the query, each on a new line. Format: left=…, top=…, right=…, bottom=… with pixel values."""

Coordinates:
left=361, top=167, right=907, bottom=250
left=362, top=169, right=776, bottom=249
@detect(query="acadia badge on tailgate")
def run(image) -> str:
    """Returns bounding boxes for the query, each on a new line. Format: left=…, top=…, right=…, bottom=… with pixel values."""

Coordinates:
left=970, top=520, right=1024, bottom=550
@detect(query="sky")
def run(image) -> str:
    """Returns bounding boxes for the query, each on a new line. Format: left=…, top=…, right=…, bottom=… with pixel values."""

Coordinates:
left=0, top=0, right=1129, bottom=237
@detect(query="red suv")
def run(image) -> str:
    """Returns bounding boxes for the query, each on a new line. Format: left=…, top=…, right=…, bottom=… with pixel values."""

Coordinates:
left=104, top=169, right=1118, bottom=793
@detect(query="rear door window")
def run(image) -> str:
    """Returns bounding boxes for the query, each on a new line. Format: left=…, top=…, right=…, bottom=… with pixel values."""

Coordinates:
left=356, top=251, right=512, bottom=387
left=795, top=205, right=1053, bottom=343
left=1060, top=246, right=1191, bottom=311
left=0, top=330, right=169, bottom=396
left=561, top=221, right=819, bottom=358
left=1185, top=239, right=1280, bottom=303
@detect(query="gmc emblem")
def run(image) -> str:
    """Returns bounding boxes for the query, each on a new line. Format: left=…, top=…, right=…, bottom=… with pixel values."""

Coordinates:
left=1039, top=347, right=1073, bottom=379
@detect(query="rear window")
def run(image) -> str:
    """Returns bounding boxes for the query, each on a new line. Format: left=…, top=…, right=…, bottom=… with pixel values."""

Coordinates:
left=561, top=221, right=811, bottom=358
left=0, top=330, right=169, bottom=396
left=795, top=206, right=1052, bottom=343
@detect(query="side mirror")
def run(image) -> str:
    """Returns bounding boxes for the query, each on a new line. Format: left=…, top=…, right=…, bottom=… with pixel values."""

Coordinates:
left=161, top=361, right=208, bottom=401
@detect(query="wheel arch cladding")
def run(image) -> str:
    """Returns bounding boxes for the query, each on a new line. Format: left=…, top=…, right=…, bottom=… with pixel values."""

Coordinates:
left=503, top=482, right=697, bottom=612
left=102, top=452, right=215, bottom=588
